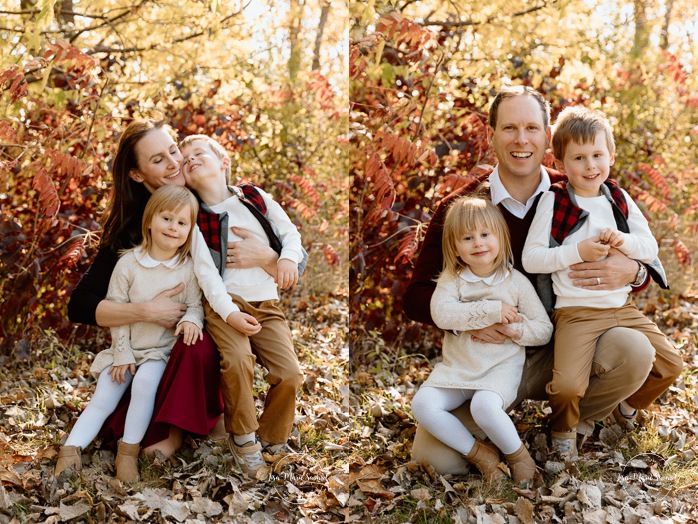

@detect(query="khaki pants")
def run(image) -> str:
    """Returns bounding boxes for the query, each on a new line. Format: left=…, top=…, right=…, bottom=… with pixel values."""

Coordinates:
left=548, top=300, right=683, bottom=433
left=204, top=296, right=304, bottom=444
left=411, top=325, right=680, bottom=475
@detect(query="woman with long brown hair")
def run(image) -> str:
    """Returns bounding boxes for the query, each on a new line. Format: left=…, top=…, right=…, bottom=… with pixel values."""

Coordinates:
left=65, top=119, right=279, bottom=460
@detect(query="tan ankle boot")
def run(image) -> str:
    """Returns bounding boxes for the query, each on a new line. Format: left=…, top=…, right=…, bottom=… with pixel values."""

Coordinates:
left=54, top=446, right=82, bottom=477
left=115, top=440, right=141, bottom=483
left=504, top=443, right=537, bottom=483
left=464, top=439, right=508, bottom=481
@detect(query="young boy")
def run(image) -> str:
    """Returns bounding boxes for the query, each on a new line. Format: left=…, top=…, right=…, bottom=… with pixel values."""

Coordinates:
left=521, top=107, right=682, bottom=459
left=180, top=135, right=305, bottom=478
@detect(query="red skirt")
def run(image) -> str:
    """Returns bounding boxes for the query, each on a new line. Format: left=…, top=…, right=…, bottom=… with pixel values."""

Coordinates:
left=98, top=331, right=223, bottom=450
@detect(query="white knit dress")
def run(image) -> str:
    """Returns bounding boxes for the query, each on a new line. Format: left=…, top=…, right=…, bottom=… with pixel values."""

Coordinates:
left=90, top=248, right=204, bottom=378
left=423, top=268, right=553, bottom=407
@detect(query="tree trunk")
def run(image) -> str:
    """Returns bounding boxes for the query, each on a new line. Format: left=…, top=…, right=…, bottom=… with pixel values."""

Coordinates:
left=631, top=0, right=650, bottom=59
left=660, top=0, right=675, bottom=51
left=56, top=0, right=74, bottom=24
left=311, top=1, right=330, bottom=71
left=288, top=0, right=303, bottom=83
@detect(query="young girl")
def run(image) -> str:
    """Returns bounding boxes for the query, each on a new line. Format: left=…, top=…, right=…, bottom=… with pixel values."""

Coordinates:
left=55, top=185, right=203, bottom=483
left=411, top=196, right=553, bottom=483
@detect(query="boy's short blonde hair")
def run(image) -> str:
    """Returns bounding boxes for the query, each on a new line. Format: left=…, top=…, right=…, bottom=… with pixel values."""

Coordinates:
left=552, top=106, right=615, bottom=161
left=179, top=134, right=231, bottom=181
left=441, top=195, right=513, bottom=279
left=138, top=185, right=199, bottom=265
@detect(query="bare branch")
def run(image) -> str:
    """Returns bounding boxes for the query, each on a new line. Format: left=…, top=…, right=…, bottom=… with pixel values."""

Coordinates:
left=85, top=1, right=253, bottom=55
left=422, top=4, right=549, bottom=29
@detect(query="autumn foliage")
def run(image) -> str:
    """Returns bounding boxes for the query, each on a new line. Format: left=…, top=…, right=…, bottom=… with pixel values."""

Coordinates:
left=0, top=39, right=346, bottom=357
left=350, top=11, right=698, bottom=360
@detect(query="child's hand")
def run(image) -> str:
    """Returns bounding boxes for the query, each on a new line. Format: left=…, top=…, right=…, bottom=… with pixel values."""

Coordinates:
left=108, top=363, right=135, bottom=384
left=500, top=303, right=521, bottom=325
left=578, top=237, right=610, bottom=262
left=175, top=320, right=204, bottom=346
left=276, top=258, right=299, bottom=290
left=226, top=311, right=262, bottom=336
left=599, top=228, right=624, bottom=248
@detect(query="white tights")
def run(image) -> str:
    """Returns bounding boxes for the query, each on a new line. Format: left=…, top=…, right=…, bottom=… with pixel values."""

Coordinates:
left=65, top=360, right=167, bottom=448
left=411, top=386, right=522, bottom=456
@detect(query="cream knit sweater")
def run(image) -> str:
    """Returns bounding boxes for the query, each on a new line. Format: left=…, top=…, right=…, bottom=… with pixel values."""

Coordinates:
left=423, top=269, right=553, bottom=406
left=90, top=249, right=203, bottom=378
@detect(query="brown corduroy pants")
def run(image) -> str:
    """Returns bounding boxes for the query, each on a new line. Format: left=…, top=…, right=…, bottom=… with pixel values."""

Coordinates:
left=204, top=296, right=304, bottom=444
left=547, top=300, right=683, bottom=433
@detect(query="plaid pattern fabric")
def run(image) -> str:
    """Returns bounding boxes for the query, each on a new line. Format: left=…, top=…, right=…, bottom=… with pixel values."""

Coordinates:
left=549, top=179, right=627, bottom=245
left=197, top=182, right=307, bottom=277
left=238, top=183, right=268, bottom=215
left=197, top=183, right=281, bottom=272
left=233, top=183, right=284, bottom=255
left=197, top=205, right=222, bottom=253
left=197, top=183, right=269, bottom=256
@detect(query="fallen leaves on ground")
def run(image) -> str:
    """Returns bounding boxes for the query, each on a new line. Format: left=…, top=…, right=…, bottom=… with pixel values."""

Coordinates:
left=350, top=295, right=698, bottom=522
left=0, top=293, right=348, bottom=523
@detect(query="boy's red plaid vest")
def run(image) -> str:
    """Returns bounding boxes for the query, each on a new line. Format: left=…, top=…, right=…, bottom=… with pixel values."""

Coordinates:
left=196, top=183, right=307, bottom=277
left=535, top=179, right=668, bottom=312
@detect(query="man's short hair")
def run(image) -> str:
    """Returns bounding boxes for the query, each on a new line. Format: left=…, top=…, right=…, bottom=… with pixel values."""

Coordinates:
left=488, top=86, right=550, bottom=130
left=551, top=106, right=615, bottom=160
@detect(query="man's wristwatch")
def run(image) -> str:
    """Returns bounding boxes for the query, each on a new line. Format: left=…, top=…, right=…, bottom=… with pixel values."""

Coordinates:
left=631, top=262, right=647, bottom=287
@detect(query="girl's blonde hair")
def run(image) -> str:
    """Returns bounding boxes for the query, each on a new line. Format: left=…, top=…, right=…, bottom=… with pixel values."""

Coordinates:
left=135, top=185, right=199, bottom=265
left=441, top=195, right=513, bottom=278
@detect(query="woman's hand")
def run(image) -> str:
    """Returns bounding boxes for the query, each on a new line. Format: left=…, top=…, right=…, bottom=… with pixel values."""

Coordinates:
left=469, top=324, right=522, bottom=343
left=227, top=227, right=279, bottom=277
left=148, top=284, right=187, bottom=328
left=175, top=321, right=204, bottom=346
left=108, top=364, right=135, bottom=384
left=568, top=247, right=638, bottom=290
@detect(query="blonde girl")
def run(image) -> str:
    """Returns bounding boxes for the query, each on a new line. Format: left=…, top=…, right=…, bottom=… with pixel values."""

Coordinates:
left=55, top=185, right=203, bottom=483
left=411, top=196, right=553, bottom=483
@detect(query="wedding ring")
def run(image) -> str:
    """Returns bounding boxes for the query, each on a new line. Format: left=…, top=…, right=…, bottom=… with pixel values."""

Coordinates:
left=596, top=277, right=601, bottom=285
left=227, top=255, right=232, bottom=263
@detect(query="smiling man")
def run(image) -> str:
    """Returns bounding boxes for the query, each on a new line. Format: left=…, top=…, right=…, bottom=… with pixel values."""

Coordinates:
left=403, top=86, right=659, bottom=475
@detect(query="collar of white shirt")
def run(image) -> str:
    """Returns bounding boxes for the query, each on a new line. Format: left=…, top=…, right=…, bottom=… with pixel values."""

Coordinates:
left=488, top=165, right=551, bottom=219
left=134, top=246, right=181, bottom=269
left=458, top=266, right=510, bottom=286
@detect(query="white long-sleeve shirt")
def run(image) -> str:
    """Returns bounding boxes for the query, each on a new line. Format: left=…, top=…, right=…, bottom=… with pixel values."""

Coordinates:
left=192, top=187, right=304, bottom=321
left=522, top=188, right=658, bottom=309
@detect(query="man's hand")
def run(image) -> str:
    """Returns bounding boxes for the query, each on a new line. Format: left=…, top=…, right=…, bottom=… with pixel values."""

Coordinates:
left=175, top=320, right=204, bottom=346
left=276, top=259, right=298, bottom=290
left=148, top=284, right=187, bottom=328
left=108, top=363, right=135, bottom=384
left=569, top=247, right=638, bottom=290
left=577, top=237, right=610, bottom=262
left=227, top=227, right=279, bottom=277
left=225, top=311, right=262, bottom=336
left=469, top=324, right=522, bottom=344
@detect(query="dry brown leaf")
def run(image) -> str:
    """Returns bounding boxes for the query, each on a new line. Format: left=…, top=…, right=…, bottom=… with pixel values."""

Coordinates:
left=224, top=490, right=250, bottom=515
left=515, top=496, right=535, bottom=524
left=327, top=474, right=349, bottom=506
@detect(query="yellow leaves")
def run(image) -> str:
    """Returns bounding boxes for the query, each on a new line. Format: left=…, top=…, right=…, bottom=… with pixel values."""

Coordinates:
left=35, top=0, right=56, bottom=32
left=19, top=0, right=56, bottom=54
